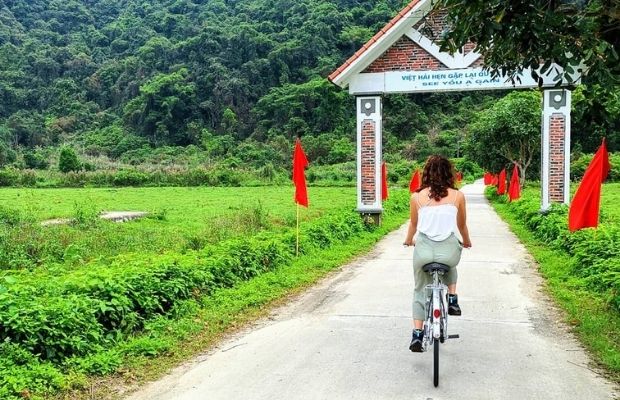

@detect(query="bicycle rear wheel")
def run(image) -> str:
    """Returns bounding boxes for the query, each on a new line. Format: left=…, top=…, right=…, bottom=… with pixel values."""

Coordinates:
left=433, top=339, right=439, bottom=387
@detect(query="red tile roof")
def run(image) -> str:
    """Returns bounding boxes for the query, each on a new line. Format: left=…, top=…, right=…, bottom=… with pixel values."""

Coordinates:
left=328, top=0, right=422, bottom=84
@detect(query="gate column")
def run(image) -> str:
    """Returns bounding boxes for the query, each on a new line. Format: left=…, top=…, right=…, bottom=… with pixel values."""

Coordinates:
left=356, top=96, right=383, bottom=223
left=541, top=89, right=572, bottom=210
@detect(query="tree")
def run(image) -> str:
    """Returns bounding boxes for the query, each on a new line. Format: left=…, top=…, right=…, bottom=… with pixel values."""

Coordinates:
left=23, top=149, right=49, bottom=170
left=6, top=112, right=46, bottom=147
left=0, top=141, right=16, bottom=167
left=123, top=69, right=198, bottom=146
left=327, top=137, right=355, bottom=164
left=383, top=94, right=430, bottom=140
left=58, top=146, right=81, bottom=173
left=438, top=0, right=619, bottom=88
left=571, top=84, right=620, bottom=152
left=252, top=78, right=353, bottom=140
left=465, top=91, right=541, bottom=182
left=221, top=108, right=239, bottom=136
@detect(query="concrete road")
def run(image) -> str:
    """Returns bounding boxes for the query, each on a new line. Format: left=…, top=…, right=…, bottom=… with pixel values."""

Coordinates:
left=128, top=181, right=618, bottom=400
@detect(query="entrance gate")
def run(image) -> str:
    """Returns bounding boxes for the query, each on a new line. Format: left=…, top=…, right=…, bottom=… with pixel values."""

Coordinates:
left=328, top=0, right=581, bottom=221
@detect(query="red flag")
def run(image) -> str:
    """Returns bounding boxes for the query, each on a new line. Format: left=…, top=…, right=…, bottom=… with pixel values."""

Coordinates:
left=508, top=164, right=521, bottom=202
left=491, top=174, right=498, bottom=186
left=381, top=161, right=389, bottom=201
left=292, top=138, right=309, bottom=207
left=484, top=172, right=492, bottom=185
left=409, top=170, right=420, bottom=193
left=568, top=139, right=610, bottom=232
left=456, top=171, right=463, bottom=183
left=497, top=169, right=506, bottom=195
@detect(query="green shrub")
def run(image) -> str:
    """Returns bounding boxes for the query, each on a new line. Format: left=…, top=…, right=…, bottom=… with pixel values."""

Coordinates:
left=66, top=349, right=123, bottom=376
left=112, top=170, right=149, bottom=186
left=453, top=157, right=484, bottom=182
left=0, top=168, right=19, bottom=187
left=307, top=162, right=356, bottom=185
left=0, top=142, right=17, bottom=167
left=72, top=202, right=100, bottom=227
left=388, top=160, right=420, bottom=184
left=18, top=170, right=38, bottom=186
left=0, top=293, right=104, bottom=361
left=58, top=147, right=81, bottom=173
left=0, top=164, right=342, bottom=189
left=23, top=150, right=49, bottom=170
left=0, top=342, right=66, bottom=400
left=0, top=206, right=27, bottom=226
left=571, top=152, right=620, bottom=182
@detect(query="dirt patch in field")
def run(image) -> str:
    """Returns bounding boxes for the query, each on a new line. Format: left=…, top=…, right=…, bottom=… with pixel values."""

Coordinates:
left=41, top=211, right=148, bottom=226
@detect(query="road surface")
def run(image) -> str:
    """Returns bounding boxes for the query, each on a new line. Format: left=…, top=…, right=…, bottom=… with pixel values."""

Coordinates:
left=128, top=181, right=617, bottom=400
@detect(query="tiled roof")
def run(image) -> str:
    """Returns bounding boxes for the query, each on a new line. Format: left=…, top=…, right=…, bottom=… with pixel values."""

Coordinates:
left=328, top=0, right=422, bottom=84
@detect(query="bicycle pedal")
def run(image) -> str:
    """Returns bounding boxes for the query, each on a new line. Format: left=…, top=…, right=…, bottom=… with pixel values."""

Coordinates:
left=448, top=334, right=460, bottom=339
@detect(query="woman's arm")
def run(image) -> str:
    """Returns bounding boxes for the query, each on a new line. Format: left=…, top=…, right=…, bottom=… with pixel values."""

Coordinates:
left=404, top=194, right=419, bottom=246
left=456, top=191, right=472, bottom=248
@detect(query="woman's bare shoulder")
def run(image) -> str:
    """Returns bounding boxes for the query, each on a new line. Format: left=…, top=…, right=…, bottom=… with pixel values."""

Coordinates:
left=411, top=190, right=423, bottom=202
left=452, top=188, right=466, bottom=203
left=447, top=187, right=463, bottom=198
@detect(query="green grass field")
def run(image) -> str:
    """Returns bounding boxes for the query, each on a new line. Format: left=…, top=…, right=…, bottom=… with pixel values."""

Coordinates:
left=0, top=187, right=359, bottom=268
left=0, top=186, right=355, bottom=227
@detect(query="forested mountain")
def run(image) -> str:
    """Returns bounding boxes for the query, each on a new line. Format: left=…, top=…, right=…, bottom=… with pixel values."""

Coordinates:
left=0, top=0, right=617, bottom=171
left=0, top=0, right=402, bottom=162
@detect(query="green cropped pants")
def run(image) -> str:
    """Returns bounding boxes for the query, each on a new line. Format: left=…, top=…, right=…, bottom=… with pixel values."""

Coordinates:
left=412, top=232, right=462, bottom=320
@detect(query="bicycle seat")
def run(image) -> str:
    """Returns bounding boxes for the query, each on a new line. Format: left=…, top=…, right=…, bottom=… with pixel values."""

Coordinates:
left=422, top=262, right=450, bottom=274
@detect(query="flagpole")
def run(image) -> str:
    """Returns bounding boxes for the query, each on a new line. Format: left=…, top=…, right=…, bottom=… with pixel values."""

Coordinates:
left=296, top=203, right=300, bottom=257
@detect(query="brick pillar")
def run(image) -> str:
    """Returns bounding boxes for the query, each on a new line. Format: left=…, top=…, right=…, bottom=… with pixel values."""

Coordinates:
left=541, top=89, right=571, bottom=210
left=357, top=96, right=383, bottom=222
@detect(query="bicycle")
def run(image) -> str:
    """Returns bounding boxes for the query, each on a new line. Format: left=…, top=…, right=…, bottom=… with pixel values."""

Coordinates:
left=421, top=262, right=460, bottom=387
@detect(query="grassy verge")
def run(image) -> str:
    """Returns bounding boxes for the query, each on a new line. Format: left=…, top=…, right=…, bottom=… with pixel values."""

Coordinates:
left=488, top=189, right=620, bottom=382
left=50, top=197, right=408, bottom=400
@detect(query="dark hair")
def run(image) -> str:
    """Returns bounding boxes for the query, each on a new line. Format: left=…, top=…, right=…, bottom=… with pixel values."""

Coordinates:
left=416, top=155, right=456, bottom=201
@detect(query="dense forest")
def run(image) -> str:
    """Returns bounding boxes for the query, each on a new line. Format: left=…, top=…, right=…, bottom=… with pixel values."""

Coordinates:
left=0, top=0, right=617, bottom=175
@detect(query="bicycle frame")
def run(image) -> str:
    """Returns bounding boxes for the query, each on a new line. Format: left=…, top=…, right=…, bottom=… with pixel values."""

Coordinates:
left=423, top=270, right=448, bottom=350
left=419, top=267, right=459, bottom=387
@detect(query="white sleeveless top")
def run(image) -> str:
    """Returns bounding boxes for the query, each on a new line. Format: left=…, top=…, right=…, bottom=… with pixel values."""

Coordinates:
left=416, top=191, right=458, bottom=241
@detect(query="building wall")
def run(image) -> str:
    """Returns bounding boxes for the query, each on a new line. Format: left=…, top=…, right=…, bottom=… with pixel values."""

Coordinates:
left=363, top=36, right=449, bottom=72
left=364, top=9, right=481, bottom=73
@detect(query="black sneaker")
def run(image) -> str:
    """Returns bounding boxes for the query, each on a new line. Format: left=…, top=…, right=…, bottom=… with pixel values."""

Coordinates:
left=448, top=294, right=462, bottom=316
left=409, top=329, right=423, bottom=352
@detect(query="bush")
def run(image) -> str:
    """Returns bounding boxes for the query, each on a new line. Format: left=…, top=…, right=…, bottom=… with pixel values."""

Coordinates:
left=23, top=150, right=49, bottom=170
left=307, top=162, right=356, bottom=185
left=58, top=147, right=81, bottom=173
left=388, top=159, right=420, bottom=185
left=0, top=142, right=17, bottom=167
left=571, top=152, right=620, bottom=182
left=112, top=170, right=149, bottom=186
left=0, top=168, right=19, bottom=186
left=0, top=342, right=66, bottom=399
left=453, top=157, right=484, bottom=181
left=18, top=170, right=38, bottom=186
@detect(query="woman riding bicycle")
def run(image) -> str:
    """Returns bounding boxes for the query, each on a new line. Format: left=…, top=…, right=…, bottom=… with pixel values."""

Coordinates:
left=403, top=155, right=472, bottom=352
